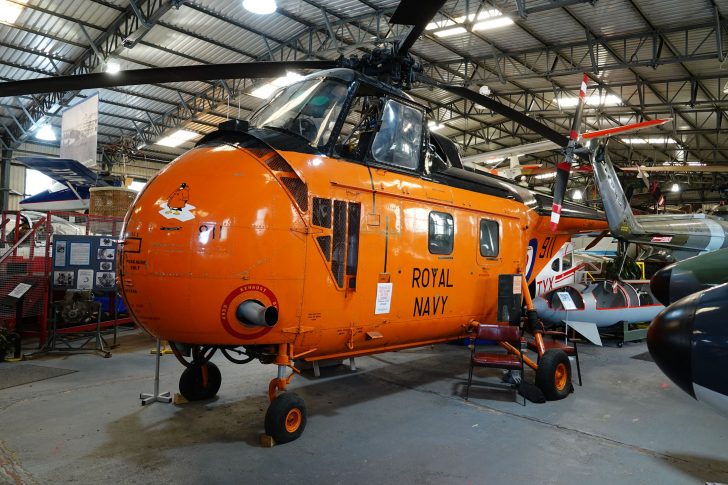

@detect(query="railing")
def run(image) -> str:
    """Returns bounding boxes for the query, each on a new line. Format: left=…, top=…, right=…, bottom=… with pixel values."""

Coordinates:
left=0, top=211, right=127, bottom=347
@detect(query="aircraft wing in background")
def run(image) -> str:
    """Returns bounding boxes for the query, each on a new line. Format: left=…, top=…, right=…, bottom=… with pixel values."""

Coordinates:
left=16, top=157, right=110, bottom=212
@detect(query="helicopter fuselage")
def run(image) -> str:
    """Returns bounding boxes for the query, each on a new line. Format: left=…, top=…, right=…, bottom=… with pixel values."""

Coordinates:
left=119, top=128, right=606, bottom=362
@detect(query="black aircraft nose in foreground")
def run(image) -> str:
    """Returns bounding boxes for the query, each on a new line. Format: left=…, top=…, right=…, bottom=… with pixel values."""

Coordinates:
left=648, top=283, right=728, bottom=417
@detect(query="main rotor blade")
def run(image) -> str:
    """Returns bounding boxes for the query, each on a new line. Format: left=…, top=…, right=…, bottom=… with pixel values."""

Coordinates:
left=551, top=73, right=589, bottom=232
left=0, top=60, right=337, bottom=97
left=432, top=82, right=569, bottom=147
left=391, top=0, right=447, bottom=56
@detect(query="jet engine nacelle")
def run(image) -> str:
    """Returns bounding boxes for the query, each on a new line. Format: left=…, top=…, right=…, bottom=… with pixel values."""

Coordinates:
left=648, top=283, right=728, bottom=417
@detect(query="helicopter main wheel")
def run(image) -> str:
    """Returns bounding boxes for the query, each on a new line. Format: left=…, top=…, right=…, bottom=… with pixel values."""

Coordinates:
left=179, top=362, right=222, bottom=401
left=264, top=392, right=307, bottom=444
left=535, top=349, right=572, bottom=401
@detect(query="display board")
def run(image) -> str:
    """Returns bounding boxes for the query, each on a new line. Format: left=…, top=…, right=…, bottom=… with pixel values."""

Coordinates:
left=52, top=235, right=117, bottom=291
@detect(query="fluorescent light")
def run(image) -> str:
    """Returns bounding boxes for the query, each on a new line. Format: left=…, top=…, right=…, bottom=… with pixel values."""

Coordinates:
left=687, top=161, right=705, bottom=166
left=671, top=183, right=680, bottom=192
left=472, top=17, right=513, bottom=31
left=0, top=0, right=27, bottom=24
left=558, top=93, right=622, bottom=107
left=35, top=123, right=56, bottom=141
left=243, top=0, right=276, bottom=15
left=434, top=26, right=467, bottom=37
left=156, top=129, right=199, bottom=147
left=426, top=9, right=503, bottom=30
left=105, top=60, right=121, bottom=74
left=573, top=189, right=583, bottom=200
left=535, top=172, right=556, bottom=180
left=250, top=71, right=304, bottom=99
left=426, top=19, right=456, bottom=30
left=623, top=137, right=678, bottom=144
left=428, top=121, right=444, bottom=131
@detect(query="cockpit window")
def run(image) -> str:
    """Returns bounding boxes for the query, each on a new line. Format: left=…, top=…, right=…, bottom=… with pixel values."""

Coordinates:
left=371, top=99, right=423, bottom=170
left=249, top=78, right=348, bottom=147
left=562, top=252, right=573, bottom=270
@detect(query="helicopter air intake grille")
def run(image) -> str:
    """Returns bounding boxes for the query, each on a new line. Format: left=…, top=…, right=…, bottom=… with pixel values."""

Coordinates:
left=331, top=200, right=347, bottom=288
left=312, top=197, right=332, bottom=228
left=316, top=235, right=331, bottom=261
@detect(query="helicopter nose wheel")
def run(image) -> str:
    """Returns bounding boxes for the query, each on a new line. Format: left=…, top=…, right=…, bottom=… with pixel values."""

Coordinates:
left=179, top=362, right=222, bottom=401
left=264, top=392, right=307, bottom=444
left=169, top=343, right=222, bottom=401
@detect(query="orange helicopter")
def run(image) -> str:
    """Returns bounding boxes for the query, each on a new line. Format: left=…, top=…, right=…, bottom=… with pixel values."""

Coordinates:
left=3, top=0, right=661, bottom=445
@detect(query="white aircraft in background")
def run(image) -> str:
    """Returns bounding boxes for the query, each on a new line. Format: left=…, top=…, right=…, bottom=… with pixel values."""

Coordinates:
left=461, top=140, right=554, bottom=178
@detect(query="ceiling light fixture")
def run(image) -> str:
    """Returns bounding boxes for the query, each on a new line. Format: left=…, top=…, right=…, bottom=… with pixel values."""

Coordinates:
left=471, top=17, right=514, bottom=31
left=105, top=60, right=121, bottom=74
left=558, top=93, right=622, bottom=107
left=572, top=189, right=583, bottom=200
left=671, top=183, right=680, bottom=192
left=426, top=9, right=503, bottom=30
left=35, top=123, right=56, bottom=141
left=243, top=0, right=277, bottom=15
left=433, top=26, right=467, bottom=37
left=622, top=137, right=678, bottom=144
left=428, top=121, right=444, bottom=131
left=156, top=129, right=199, bottom=147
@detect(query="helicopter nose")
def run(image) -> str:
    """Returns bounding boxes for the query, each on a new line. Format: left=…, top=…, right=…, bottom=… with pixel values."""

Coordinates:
left=647, top=293, right=699, bottom=398
left=650, top=266, right=672, bottom=307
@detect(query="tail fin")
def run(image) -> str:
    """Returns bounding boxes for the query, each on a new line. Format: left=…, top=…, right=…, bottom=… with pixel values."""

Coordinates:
left=591, top=142, right=646, bottom=237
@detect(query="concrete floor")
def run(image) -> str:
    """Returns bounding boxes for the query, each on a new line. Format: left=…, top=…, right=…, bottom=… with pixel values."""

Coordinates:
left=1, top=329, right=727, bottom=484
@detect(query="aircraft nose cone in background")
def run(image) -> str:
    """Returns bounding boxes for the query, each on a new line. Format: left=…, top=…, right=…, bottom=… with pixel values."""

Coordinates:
left=647, top=293, right=697, bottom=397
left=649, top=266, right=673, bottom=307
left=648, top=283, right=728, bottom=416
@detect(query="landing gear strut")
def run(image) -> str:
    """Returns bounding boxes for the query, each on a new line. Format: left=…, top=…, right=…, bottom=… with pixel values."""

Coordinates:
left=170, top=343, right=222, bottom=401
left=264, top=343, right=307, bottom=444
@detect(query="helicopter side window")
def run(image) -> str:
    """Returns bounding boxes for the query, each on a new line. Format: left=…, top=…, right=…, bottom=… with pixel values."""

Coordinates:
left=429, top=211, right=454, bottom=255
left=371, top=99, right=423, bottom=171
left=551, top=258, right=560, bottom=272
left=479, top=219, right=499, bottom=257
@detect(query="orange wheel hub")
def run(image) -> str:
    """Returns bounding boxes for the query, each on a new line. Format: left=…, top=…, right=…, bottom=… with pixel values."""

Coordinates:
left=554, top=362, right=567, bottom=391
left=285, top=408, right=302, bottom=433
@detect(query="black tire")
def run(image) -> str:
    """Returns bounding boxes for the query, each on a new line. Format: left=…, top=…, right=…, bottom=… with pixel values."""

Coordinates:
left=178, top=362, right=222, bottom=401
left=264, top=392, right=307, bottom=444
left=535, top=349, right=571, bottom=401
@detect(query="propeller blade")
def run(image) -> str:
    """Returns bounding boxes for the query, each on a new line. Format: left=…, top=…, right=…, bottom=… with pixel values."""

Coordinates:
left=0, top=60, right=337, bottom=97
left=550, top=73, right=588, bottom=232
left=431, top=82, right=569, bottom=147
left=585, top=230, right=609, bottom=250
left=391, top=0, right=447, bottom=56
left=581, top=118, right=672, bottom=139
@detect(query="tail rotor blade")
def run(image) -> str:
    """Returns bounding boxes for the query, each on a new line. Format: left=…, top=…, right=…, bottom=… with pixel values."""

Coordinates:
left=551, top=74, right=588, bottom=232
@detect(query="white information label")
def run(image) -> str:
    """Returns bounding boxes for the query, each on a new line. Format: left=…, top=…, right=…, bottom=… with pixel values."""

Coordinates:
left=77, top=269, right=94, bottom=290
left=8, top=283, right=32, bottom=299
left=557, top=291, right=578, bottom=311
left=513, top=275, right=522, bottom=294
left=375, top=283, right=393, bottom=315
left=69, top=243, right=91, bottom=266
